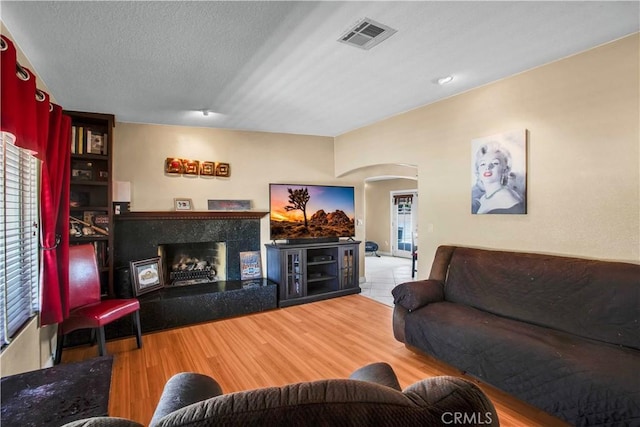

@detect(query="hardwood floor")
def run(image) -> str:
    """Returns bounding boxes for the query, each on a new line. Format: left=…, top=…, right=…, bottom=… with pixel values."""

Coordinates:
left=62, top=295, right=569, bottom=426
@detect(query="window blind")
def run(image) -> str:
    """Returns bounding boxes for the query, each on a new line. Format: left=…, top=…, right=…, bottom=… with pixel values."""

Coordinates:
left=1, top=134, right=39, bottom=346
left=393, top=194, right=413, bottom=205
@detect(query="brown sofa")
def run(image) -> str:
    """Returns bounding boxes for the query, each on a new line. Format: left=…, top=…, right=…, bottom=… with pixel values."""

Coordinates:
left=62, top=362, right=499, bottom=426
left=392, top=245, right=640, bottom=426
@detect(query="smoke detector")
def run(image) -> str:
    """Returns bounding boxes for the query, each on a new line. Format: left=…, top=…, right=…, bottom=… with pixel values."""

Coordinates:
left=338, top=17, right=397, bottom=50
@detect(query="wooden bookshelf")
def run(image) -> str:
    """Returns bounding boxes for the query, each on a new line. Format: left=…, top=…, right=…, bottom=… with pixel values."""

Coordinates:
left=65, top=110, right=115, bottom=297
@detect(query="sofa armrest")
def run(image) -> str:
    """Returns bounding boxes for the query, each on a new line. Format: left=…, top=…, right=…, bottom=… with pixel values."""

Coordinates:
left=150, top=372, right=223, bottom=427
left=404, top=376, right=499, bottom=426
left=392, top=304, right=408, bottom=343
left=349, top=362, right=402, bottom=391
left=392, top=280, right=444, bottom=312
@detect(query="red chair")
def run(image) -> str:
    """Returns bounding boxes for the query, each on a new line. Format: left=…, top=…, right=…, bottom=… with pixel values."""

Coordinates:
left=55, top=244, right=142, bottom=364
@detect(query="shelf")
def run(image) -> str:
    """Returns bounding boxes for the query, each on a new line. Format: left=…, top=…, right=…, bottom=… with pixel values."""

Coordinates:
left=307, top=275, right=337, bottom=283
left=72, top=153, right=108, bottom=160
left=70, top=236, right=109, bottom=242
left=307, top=283, right=337, bottom=295
left=307, top=260, right=336, bottom=266
left=70, top=206, right=109, bottom=211
left=71, top=180, right=108, bottom=186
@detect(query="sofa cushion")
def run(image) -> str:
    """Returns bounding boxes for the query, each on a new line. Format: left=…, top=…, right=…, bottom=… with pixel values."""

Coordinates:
left=443, top=247, right=640, bottom=349
left=392, top=280, right=444, bottom=312
left=404, top=302, right=640, bottom=425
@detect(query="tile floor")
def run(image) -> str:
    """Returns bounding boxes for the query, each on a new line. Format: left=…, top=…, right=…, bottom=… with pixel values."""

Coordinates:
left=360, top=255, right=414, bottom=306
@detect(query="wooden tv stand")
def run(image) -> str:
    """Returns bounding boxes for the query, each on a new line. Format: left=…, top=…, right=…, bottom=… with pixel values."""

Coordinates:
left=265, top=240, right=360, bottom=307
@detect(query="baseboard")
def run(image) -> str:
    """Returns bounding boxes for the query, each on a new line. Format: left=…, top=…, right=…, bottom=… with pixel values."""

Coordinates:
left=42, top=356, right=54, bottom=369
left=364, top=251, right=392, bottom=257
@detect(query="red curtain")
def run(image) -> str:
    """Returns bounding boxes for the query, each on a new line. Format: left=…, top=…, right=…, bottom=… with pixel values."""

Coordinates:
left=1, top=34, right=71, bottom=325
left=40, top=106, right=71, bottom=325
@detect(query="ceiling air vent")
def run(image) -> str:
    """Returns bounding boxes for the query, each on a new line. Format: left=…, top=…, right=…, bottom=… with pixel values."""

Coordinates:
left=338, top=17, right=397, bottom=50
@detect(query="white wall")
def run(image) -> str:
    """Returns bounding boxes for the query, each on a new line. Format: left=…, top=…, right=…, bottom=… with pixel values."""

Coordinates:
left=336, top=34, right=640, bottom=276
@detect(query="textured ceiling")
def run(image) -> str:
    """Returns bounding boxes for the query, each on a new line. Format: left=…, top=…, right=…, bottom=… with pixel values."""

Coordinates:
left=2, top=1, right=638, bottom=137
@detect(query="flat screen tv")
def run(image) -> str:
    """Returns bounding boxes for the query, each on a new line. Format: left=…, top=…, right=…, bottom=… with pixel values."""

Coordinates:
left=269, top=184, right=355, bottom=242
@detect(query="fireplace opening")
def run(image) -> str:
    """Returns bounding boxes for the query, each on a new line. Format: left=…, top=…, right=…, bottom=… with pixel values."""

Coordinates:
left=158, top=242, right=226, bottom=286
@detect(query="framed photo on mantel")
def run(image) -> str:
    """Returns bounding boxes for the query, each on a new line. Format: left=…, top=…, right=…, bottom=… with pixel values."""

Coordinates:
left=174, top=198, right=193, bottom=211
left=208, top=199, right=251, bottom=211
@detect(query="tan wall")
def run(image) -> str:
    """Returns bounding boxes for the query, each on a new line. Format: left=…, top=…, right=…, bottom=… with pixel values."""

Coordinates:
left=336, top=34, right=640, bottom=277
left=113, top=123, right=366, bottom=268
left=365, top=179, right=417, bottom=254
left=1, top=319, right=45, bottom=376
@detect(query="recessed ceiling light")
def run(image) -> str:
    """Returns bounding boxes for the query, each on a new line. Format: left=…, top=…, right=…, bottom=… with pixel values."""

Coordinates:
left=189, top=109, right=226, bottom=120
left=436, top=75, right=454, bottom=85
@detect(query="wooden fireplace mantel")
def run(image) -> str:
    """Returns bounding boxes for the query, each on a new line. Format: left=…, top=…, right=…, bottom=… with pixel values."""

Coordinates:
left=114, top=211, right=269, bottom=221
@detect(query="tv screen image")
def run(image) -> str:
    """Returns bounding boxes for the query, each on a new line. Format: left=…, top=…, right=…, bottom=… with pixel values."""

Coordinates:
left=269, top=184, right=355, bottom=241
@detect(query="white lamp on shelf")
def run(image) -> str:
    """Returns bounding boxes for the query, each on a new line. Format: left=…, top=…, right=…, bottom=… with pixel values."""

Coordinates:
left=113, top=181, right=131, bottom=214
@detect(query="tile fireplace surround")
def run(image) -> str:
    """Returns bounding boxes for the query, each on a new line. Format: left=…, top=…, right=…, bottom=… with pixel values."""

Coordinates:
left=107, top=211, right=277, bottom=338
left=114, top=211, right=267, bottom=280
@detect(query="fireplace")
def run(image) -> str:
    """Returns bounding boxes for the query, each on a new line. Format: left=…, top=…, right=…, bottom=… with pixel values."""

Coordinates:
left=158, top=241, right=227, bottom=286
left=108, top=211, right=277, bottom=337
left=113, top=211, right=266, bottom=282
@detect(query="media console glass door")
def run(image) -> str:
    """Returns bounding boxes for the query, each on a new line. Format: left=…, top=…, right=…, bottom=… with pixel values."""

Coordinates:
left=339, top=245, right=357, bottom=289
left=284, top=249, right=304, bottom=299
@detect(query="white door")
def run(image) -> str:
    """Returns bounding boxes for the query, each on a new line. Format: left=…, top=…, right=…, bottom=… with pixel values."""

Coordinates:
left=391, top=192, right=418, bottom=258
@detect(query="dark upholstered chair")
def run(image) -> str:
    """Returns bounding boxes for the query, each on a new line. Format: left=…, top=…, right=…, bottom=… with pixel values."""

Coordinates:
left=365, top=241, right=380, bottom=257
left=54, top=244, right=142, bottom=364
left=61, top=362, right=500, bottom=427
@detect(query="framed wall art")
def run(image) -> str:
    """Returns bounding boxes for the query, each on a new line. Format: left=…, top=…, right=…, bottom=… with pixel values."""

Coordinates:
left=183, top=159, right=199, bottom=175
left=130, top=257, right=164, bottom=296
left=215, top=162, right=230, bottom=177
left=165, top=157, right=183, bottom=174
left=165, top=156, right=231, bottom=179
left=200, top=161, right=215, bottom=176
left=471, top=129, right=527, bottom=215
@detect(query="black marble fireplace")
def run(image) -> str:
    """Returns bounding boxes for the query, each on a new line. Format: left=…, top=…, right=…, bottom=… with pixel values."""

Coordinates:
left=108, top=211, right=277, bottom=336
left=113, top=211, right=266, bottom=281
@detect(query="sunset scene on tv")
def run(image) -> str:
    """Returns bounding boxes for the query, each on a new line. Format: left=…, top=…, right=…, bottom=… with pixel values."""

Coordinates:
left=270, top=184, right=355, bottom=240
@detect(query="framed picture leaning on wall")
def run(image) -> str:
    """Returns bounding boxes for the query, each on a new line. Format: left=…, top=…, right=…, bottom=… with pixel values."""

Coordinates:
left=239, top=251, right=262, bottom=280
left=130, top=257, right=164, bottom=296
